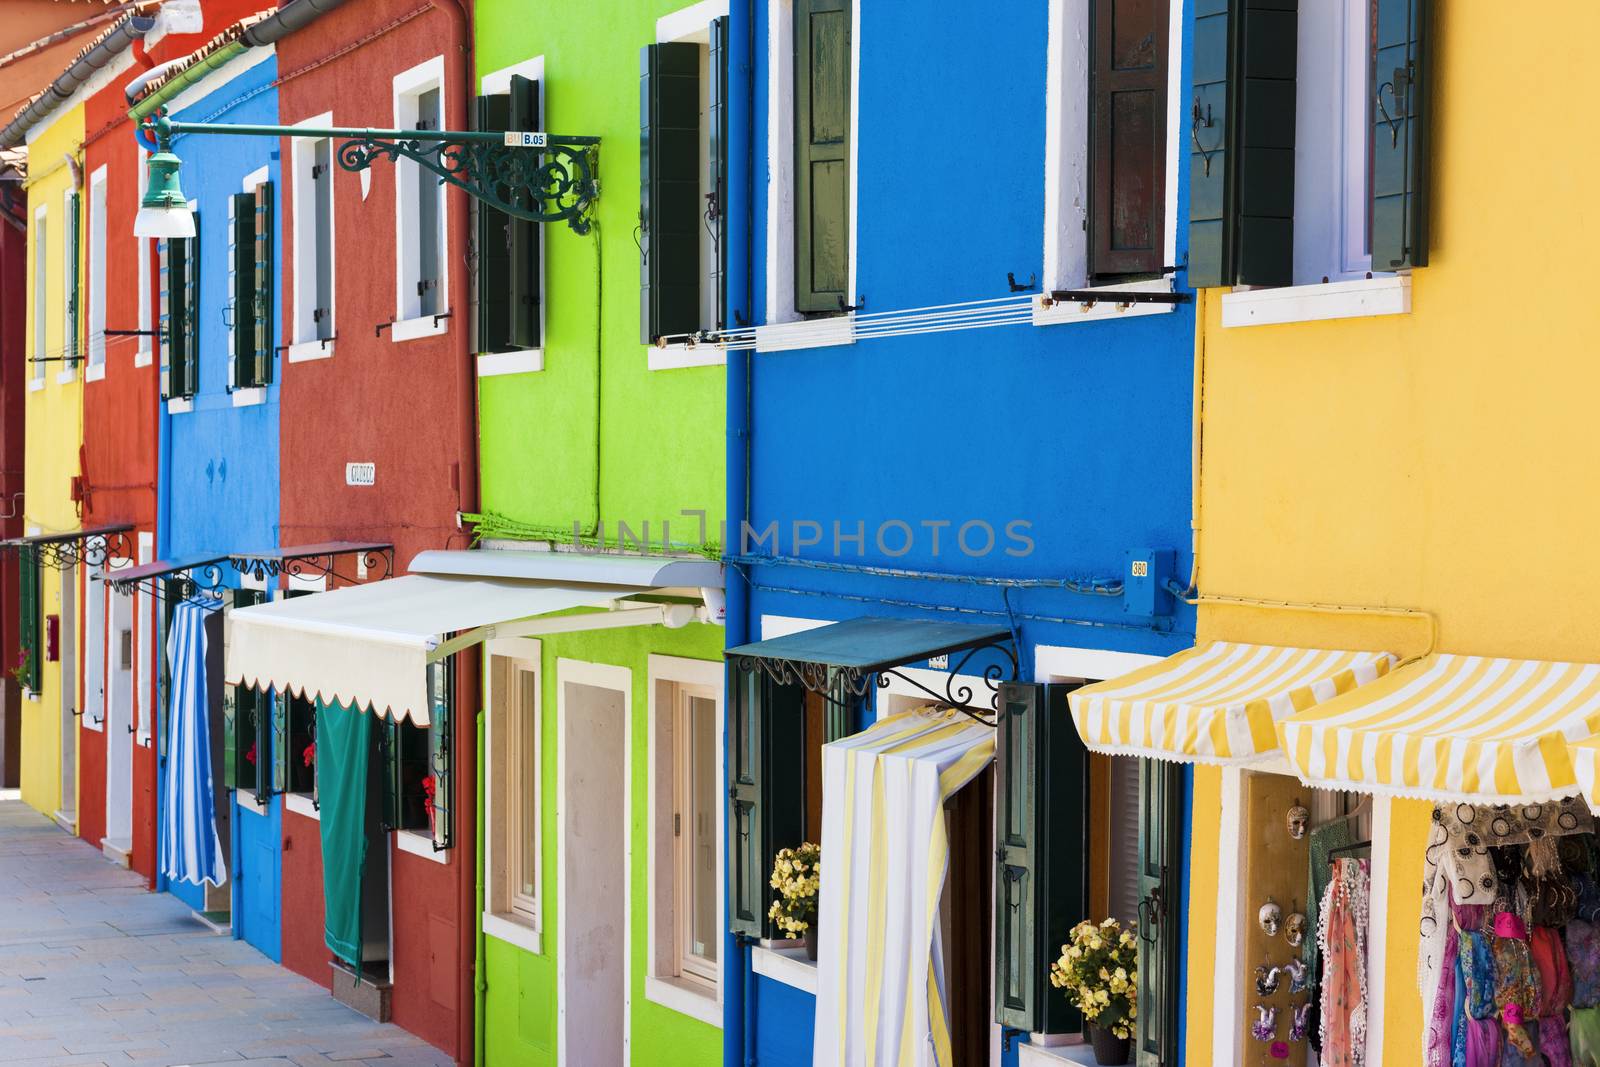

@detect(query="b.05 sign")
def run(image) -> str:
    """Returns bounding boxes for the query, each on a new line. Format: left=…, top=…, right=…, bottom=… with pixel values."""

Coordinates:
left=502, top=131, right=548, bottom=148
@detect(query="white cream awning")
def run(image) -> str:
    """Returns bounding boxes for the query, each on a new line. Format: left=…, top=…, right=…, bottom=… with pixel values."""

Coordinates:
left=224, top=549, right=724, bottom=724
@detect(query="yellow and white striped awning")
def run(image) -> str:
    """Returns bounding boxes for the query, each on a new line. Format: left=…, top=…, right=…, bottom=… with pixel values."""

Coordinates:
left=1568, top=736, right=1600, bottom=811
left=1066, top=642, right=1397, bottom=764
left=1279, top=654, right=1600, bottom=803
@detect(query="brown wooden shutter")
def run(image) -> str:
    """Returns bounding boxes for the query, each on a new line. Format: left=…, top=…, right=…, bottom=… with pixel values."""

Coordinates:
left=1089, top=0, right=1169, bottom=279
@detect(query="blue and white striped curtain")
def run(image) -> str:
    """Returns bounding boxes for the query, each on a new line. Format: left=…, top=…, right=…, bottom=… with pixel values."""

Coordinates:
left=159, top=597, right=228, bottom=887
left=813, top=707, right=996, bottom=1067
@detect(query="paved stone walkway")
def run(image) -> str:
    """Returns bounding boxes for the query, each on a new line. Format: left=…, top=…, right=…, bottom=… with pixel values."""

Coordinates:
left=0, top=798, right=453, bottom=1067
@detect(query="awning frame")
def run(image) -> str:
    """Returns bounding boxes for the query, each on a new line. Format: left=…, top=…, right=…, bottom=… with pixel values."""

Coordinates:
left=425, top=602, right=693, bottom=662
left=727, top=617, right=1018, bottom=725
left=229, top=542, right=394, bottom=584
left=4, top=524, right=135, bottom=571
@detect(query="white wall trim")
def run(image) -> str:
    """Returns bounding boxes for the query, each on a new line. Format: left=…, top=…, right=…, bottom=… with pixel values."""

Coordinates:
left=1031, top=277, right=1178, bottom=328
left=648, top=342, right=727, bottom=371
left=390, top=314, right=449, bottom=343
left=751, top=944, right=817, bottom=995
left=237, top=793, right=269, bottom=817
left=231, top=386, right=266, bottom=408
left=644, top=974, right=722, bottom=1028
left=1033, top=644, right=1164, bottom=684
left=1220, top=275, right=1411, bottom=329
left=287, top=339, right=334, bottom=363
left=477, top=349, right=544, bottom=377
left=394, top=828, right=449, bottom=865
left=657, top=0, right=729, bottom=43
left=484, top=910, right=542, bottom=956
left=284, top=792, right=319, bottom=820
left=392, top=55, right=449, bottom=330
left=289, top=111, right=337, bottom=349
left=166, top=397, right=193, bottom=415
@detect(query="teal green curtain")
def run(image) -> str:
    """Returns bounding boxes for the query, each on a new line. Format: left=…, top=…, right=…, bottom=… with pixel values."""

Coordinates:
left=317, top=700, right=369, bottom=968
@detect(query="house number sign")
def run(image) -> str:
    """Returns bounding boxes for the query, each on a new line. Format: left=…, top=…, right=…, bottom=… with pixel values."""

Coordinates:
left=346, top=462, right=376, bottom=487
left=502, top=131, right=549, bottom=148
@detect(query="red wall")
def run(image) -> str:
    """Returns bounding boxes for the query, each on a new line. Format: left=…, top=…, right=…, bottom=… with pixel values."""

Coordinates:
left=276, top=3, right=477, bottom=1059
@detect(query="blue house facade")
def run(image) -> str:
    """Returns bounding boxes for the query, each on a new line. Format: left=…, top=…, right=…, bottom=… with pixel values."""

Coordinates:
left=722, top=1, right=1198, bottom=1064
left=150, top=51, right=284, bottom=964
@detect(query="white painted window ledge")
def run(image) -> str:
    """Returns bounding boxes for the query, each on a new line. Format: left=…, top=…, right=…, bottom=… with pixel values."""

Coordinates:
left=754, top=315, right=854, bottom=353
left=284, top=793, right=320, bottom=820
left=166, top=397, right=193, bottom=415
left=1221, top=275, right=1411, bottom=328
left=55, top=367, right=78, bottom=385
left=647, top=341, right=727, bottom=371
left=394, top=829, right=448, bottom=864
left=287, top=339, right=334, bottom=363
left=27, top=378, right=44, bottom=393
left=751, top=943, right=816, bottom=995
left=232, top=386, right=266, bottom=408
left=85, top=363, right=106, bottom=383
left=237, top=793, right=269, bottom=817
left=483, top=911, right=542, bottom=956
left=390, top=313, right=450, bottom=343
left=134, top=352, right=153, bottom=368
left=643, top=975, right=722, bottom=1028
left=1018, top=1039, right=1101, bottom=1066
left=477, top=349, right=544, bottom=377
left=1032, top=277, right=1179, bottom=327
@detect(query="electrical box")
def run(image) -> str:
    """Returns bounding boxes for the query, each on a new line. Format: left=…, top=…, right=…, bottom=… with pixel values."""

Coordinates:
left=1123, top=548, right=1177, bottom=618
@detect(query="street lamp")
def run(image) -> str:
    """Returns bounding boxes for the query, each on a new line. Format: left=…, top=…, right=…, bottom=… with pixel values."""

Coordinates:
left=134, top=130, right=193, bottom=238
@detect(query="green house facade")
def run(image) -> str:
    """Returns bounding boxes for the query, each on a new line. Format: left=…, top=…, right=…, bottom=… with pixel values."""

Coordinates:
left=471, top=0, right=729, bottom=1063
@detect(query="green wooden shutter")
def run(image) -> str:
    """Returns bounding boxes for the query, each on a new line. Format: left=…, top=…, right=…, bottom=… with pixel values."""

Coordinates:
left=158, top=239, right=174, bottom=398
left=229, top=191, right=254, bottom=391
left=640, top=42, right=701, bottom=344
left=253, top=181, right=274, bottom=384
left=251, top=686, right=270, bottom=804
left=271, top=692, right=290, bottom=796
left=313, top=139, right=334, bottom=340
left=1371, top=0, right=1430, bottom=270
left=18, top=548, right=38, bottom=693
left=66, top=192, right=80, bottom=368
left=793, top=0, right=851, bottom=314
left=476, top=92, right=513, bottom=355
left=381, top=718, right=399, bottom=830
left=1233, top=0, right=1296, bottom=286
left=1136, top=760, right=1184, bottom=1067
left=507, top=76, right=541, bottom=349
left=179, top=216, right=200, bottom=398
left=994, top=682, right=1090, bottom=1034
left=728, top=668, right=805, bottom=937
left=1187, top=0, right=1231, bottom=287
left=416, top=88, right=442, bottom=318
left=709, top=16, right=729, bottom=332
left=222, top=682, right=239, bottom=791
left=427, top=660, right=452, bottom=849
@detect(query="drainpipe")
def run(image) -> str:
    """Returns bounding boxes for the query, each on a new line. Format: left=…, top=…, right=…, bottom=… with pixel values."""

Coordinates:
left=723, top=0, right=756, bottom=1064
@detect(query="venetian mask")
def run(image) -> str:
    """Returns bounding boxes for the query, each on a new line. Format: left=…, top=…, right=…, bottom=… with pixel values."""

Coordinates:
left=1290, top=1002, right=1312, bottom=1042
left=1254, top=965, right=1282, bottom=996
left=1258, top=899, right=1282, bottom=937
left=1284, top=912, right=1307, bottom=948
left=1251, top=1005, right=1279, bottom=1042
left=1283, top=956, right=1309, bottom=994
left=1287, top=805, right=1309, bottom=840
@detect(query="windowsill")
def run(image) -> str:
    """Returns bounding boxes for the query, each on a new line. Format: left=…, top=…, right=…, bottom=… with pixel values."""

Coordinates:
left=137, top=733, right=151, bottom=748
left=643, top=974, right=721, bottom=1028
left=237, top=793, right=268, bottom=817
left=750, top=943, right=816, bottom=995
left=82, top=717, right=103, bottom=733
left=1032, top=276, right=1179, bottom=327
left=166, top=397, right=193, bottom=414
left=85, top=362, right=106, bottom=383
left=287, top=339, right=335, bottom=363
left=390, top=314, right=450, bottom=343
left=483, top=911, right=542, bottom=956
left=1018, top=1038, right=1099, bottom=1066
left=231, top=387, right=266, bottom=408
left=754, top=314, right=854, bottom=353
left=394, top=828, right=448, bottom=864
left=284, top=793, right=319, bottom=820
left=55, top=367, right=78, bottom=385
left=135, top=351, right=153, bottom=368
left=477, top=349, right=544, bottom=377
left=28, top=378, right=44, bottom=393
left=647, top=342, right=727, bottom=371
left=1220, top=274, right=1411, bottom=328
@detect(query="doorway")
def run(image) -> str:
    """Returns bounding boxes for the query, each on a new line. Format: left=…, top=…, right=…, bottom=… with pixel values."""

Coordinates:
left=105, top=583, right=134, bottom=856
left=559, top=663, right=629, bottom=1066
left=56, top=566, right=76, bottom=826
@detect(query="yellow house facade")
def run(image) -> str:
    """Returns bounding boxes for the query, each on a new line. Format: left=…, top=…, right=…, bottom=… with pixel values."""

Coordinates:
left=19, top=101, right=85, bottom=828
left=1172, top=5, right=1600, bottom=1066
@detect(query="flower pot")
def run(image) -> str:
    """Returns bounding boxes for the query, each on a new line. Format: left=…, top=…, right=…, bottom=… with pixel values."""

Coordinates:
left=803, top=925, right=818, bottom=961
left=1087, top=1023, right=1131, bottom=1066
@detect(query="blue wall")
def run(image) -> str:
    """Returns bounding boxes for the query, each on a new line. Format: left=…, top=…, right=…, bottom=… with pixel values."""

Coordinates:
left=155, top=57, right=283, bottom=962
left=727, top=0, right=1198, bottom=1062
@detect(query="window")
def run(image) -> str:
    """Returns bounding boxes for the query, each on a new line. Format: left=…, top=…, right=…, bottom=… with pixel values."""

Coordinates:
left=63, top=188, right=79, bottom=373
left=32, top=208, right=46, bottom=384
left=793, top=0, right=851, bottom=315
left=393, top=57, right=449, bottom=336
left=17, top=547, right=39, bottom=692
left=648, top=658, right=724, bottom=1010
left=1189, top=0, right=1431, bottom=287
left=159, top=211, right=199, bottom=399
left=87, top=167, right=107, bottom=374
left=290, top=121, right=336, bottom=356
left=135, top=533, right=153, bottom=745
left=136, top=149, right=153, bottom=365
left=383, top=660, right=453, bottom=849
left=476, top=75, right=540, bottom=355
left=228, top=180, right=274, bottom=389
left=223, top=590, right=271, bottom=804
left=640, top=13, right=728, bottom=348
left=487, top=646, right=541, bottom=940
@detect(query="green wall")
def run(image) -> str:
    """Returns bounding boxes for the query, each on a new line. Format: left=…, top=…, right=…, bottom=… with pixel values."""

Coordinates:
left=475, top=0, right=727, bottom=1062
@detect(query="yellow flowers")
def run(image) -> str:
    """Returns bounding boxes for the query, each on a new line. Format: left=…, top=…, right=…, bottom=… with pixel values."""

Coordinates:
left=1048, top=917, right=1139, bottom=1040
left=767, top=842, right=821, bottom=938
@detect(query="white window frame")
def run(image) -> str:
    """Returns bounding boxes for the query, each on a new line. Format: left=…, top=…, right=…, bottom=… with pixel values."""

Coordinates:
left=83, top=565, right=106, bottom=732
left=59, top=187, right=77, bottom=384
left=476, top=56, right=547, bottom=378
left=289, top=111, right=337, bottom=363
left=483, top=637, right=543, bottom=955
left=136, top=148, right=153, bottom=367
left=229, top=166, right=270, bottom=407
left=645, top=655, right=724, bottom=1025
left=648, top=1, right=730, bottom=372
left=758, top=0, right=858, bottom=352
left=32, top=205, right=47, bottom=388
left=391, top=55, right=450, bottom=342
left=86, top=165, right=107, bottom=380
left=135, top=532, right=152, bottom=745
left=1035, top=0, right=1182, bottom=328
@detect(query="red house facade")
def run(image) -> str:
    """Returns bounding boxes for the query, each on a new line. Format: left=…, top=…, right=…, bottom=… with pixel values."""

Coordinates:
left=274, top=1, right=477, bottom=1058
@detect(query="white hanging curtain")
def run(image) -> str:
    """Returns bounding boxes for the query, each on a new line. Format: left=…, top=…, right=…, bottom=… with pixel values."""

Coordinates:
left=813, top=707, right=995, bottom=1067
left=160, top=596, right=227, bottom=888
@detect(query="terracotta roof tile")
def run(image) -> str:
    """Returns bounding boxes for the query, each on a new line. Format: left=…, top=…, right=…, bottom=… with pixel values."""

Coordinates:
left=129, top=9, right=275, bottom=105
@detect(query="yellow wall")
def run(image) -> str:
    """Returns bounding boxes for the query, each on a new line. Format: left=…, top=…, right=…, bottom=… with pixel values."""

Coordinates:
left=1182, top=7, right=1600, bottom=1062
left=19, top=104, right=85, bottom=823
